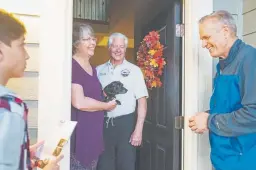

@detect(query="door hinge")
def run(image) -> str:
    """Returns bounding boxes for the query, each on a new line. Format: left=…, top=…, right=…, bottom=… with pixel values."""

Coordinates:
left=175, top=116, right=184, bottom=130
left=175, top=24, right=185, bottom=37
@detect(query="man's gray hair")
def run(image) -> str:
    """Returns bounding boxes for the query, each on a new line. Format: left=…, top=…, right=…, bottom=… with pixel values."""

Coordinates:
left=108, top=33, right=128, bottom=48
left=72, top=23, right=94, bottom=54
left=199, top=10, right=237, bottom=36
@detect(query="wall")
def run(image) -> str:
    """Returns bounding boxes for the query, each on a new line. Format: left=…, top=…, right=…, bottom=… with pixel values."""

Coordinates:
left=134, top=0, right=166, bottom=52
left=109, top=0, right=135, bottom=38
left=213, top=0, right=243, bottom=38
left=89, top=0, right=136, bottom=66
left=1, top=0, right=40, bottom=144
left=213, top=0, right=243, bottom=76
left=243, top=0, right=256, bottom=47
left=0, top=0, right=39, bottom=15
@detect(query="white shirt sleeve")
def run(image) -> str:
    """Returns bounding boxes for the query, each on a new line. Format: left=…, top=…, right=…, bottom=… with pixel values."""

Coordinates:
left=134, top=68, right=149, bottom=99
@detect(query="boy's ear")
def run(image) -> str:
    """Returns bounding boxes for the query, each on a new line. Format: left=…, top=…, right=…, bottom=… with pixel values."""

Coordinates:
left=0, top=41, right=4, bottom=62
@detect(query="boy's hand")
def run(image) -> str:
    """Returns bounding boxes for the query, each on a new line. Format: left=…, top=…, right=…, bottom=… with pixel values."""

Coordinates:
left=30, top=141, right=45, bottom=168
left=30, top=141, right=44, bottom=158
left=43, top=155, right=64, bottom=170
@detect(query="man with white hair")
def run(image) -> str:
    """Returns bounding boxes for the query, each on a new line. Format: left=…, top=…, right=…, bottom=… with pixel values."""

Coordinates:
left=96, top=33, right=148, bottom=170
left=189, top=10, right=256, bottom=170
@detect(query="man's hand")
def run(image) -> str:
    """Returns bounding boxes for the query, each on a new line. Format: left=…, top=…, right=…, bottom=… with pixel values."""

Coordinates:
left=189, top=112, right=209, bottom=134
left=43, top=155, right=64, bottom=170
left=130, top=97, right=147, bottom=147
left=129, top=129, right=142, bottom=147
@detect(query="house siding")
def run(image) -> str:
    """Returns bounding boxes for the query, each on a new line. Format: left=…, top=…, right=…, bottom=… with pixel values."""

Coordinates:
left=2, top=1, right=40, bottom=144
left=243, top=0, right=256, bottom=47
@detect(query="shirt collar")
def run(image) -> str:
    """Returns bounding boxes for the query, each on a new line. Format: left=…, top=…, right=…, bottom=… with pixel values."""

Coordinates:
left=219, top=39, right=243, bottom=70
left=107, top=59, right=128, bottom=67
left=0, top=85, right=16, bottom=97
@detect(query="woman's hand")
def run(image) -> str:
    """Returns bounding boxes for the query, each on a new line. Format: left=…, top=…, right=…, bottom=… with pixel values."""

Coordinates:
left=105, top=100, right=117, bottom=111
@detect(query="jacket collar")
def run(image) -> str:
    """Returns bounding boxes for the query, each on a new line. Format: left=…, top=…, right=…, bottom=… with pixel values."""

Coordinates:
left=219, top=39, right=243, bottom=70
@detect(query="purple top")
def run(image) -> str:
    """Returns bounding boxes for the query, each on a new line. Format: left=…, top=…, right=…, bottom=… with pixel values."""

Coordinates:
left=71, top=58, right=104, bottom=167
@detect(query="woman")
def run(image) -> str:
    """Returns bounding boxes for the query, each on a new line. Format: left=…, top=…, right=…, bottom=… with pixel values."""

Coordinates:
left=71, top=23, right=116, bottom=170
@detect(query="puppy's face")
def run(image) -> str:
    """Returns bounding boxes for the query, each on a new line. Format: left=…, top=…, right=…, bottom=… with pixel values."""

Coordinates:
left=104, top=81, right=128, bottom=96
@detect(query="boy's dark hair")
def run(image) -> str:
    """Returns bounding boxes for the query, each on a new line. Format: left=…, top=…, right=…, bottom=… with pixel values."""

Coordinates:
left=0, top=9, right=26, bottom=46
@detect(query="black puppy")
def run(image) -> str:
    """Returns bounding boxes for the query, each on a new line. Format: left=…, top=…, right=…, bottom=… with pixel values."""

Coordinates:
left=103, top=81, right=128, bottom=105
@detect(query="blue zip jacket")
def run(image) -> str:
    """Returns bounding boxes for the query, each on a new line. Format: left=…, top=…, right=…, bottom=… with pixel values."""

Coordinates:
left=208, top=39, right=256, bottom=170
left=208, top=39, right=256, bottom=136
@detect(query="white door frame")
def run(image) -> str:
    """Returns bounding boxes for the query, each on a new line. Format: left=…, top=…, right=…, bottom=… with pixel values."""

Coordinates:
left=183, top=0, right=213, bottom=170
left=38, top=0, right=73, bottom=169
left=38, top=0, right=215, bottom=169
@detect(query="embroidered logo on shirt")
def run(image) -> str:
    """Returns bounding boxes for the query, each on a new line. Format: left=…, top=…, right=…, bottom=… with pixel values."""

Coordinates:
left=121, top=69, right=130, bottom=77
left=99, top=72, right=107, bottom=76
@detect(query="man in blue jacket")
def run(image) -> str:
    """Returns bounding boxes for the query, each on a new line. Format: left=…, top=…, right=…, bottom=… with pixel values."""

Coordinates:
left=189, top=10, right=256, bottom=170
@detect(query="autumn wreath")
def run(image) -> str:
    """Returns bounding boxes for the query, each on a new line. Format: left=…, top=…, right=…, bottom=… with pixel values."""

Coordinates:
left=137, top=31, right=166, bottom=89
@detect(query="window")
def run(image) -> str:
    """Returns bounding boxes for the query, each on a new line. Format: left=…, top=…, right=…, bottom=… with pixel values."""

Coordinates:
left=73, top=0, right=110, bottom=22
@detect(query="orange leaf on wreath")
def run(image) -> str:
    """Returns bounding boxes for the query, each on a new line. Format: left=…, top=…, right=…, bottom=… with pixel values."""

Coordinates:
left=144, top=70, right=154, bottom=78
left=153, top=50, right=163, bottom=58
left=150, top=59, right=158, bottom=67
left=148, top=50, right=156, bottom=56
left=158, top=70, right=163, bottom=76
left=154, top=77, right=162, bottom=87
left=151, top=81, right=157, bottom=88
left=157, top=80, right=162, bottom=87
left=153, top=41, right=161, bottom=50
left=158, top=58, right=166, bottom=67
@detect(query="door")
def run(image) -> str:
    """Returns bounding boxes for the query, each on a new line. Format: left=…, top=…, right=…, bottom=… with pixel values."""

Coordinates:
left=136, top=1, right=183, bottom=170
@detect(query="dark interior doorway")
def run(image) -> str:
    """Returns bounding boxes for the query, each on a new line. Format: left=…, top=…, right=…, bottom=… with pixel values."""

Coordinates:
left=135, top=0, right=183, bottom=169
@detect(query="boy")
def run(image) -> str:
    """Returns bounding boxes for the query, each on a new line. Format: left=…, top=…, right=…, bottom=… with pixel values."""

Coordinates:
left=0, top=9, right=63, bottom=170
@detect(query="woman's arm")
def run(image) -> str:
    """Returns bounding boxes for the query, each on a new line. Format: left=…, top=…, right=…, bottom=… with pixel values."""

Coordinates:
left=71, top=83, right=116, bottom=112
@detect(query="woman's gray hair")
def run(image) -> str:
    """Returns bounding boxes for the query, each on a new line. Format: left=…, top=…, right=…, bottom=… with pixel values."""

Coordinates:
left=72, top=23, right=94, bottom=54
left=108, top=33, right=128, bottom=48
left=199, top=10, right=237, bottom=36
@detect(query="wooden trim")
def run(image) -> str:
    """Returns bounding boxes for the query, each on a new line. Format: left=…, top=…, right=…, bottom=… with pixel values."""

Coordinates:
left=73, top=18, right=109, bottom=25
left=38, top=0, right=73, bottom=169
left=183, top=0, right=213, bottom=170
left=14, top=13, right=40, bottom=17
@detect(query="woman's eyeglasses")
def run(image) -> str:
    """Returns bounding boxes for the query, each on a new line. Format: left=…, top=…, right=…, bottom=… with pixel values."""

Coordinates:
left=82, top=36, right=97, bottom=43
